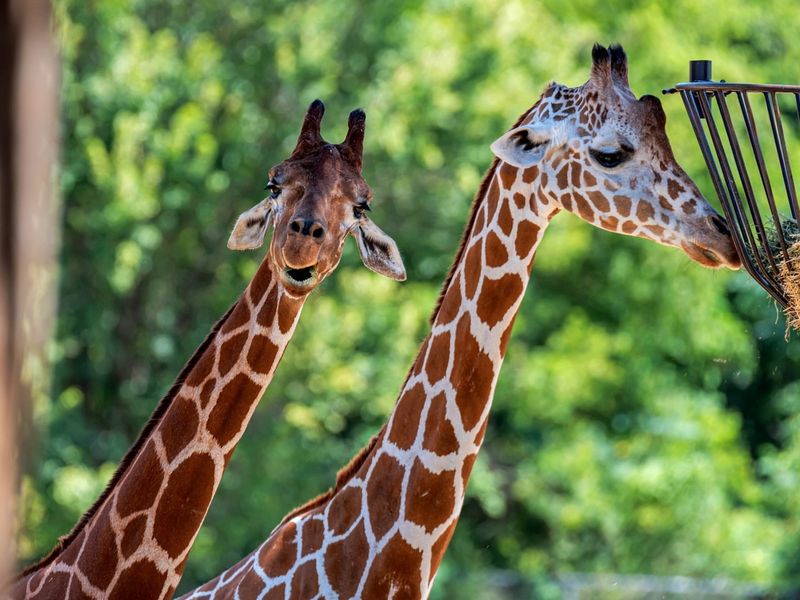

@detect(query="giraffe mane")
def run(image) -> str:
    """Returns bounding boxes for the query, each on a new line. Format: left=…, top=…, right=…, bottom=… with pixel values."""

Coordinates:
left=14, top=300, right=239, bottom=580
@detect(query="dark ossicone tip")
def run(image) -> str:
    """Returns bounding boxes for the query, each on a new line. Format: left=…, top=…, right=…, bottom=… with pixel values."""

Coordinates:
left=348, top=108, right=366, bottom=127
left=592, top=42, right=609, bottom=65
left=308, top=99, right=325, bottom=117
left=609, top=44, right=626, bottom=67
left=343, top=108, right=366, bottom=166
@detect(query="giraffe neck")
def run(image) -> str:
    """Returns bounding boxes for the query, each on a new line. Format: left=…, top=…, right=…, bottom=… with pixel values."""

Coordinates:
left=179, top=159, right=556, bottom=600
left=10, top=259, right=307, bottom=600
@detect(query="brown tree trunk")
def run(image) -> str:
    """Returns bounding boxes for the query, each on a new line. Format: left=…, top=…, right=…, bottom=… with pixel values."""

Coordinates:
left=0, top=0, right=59, bottom=579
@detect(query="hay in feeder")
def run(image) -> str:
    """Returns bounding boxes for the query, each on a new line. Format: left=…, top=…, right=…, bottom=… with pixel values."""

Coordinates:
left=745, top=217, right=800, bottom=332
left=764, top=218, right=799, bottom=331
left=780, top=238, right=800, bottom=331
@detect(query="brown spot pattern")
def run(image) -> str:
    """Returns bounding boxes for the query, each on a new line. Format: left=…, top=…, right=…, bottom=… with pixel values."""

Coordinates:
left=588, top=190, right=610, bottom=212
left=184, top=345, right=215, bottom=387
left=246, top=334, right=280, bottom=375
left=259, top=522, right=297, bottom=578
left=477, top=273, right=523, bottom=327
left=464, top=243, right=482, bottom=299
left=362, top=534, right=424, bottom=599
left=366, top=453, right=405, bottom=540
left=497, top=201, right=514, bottom=236
left=207, top=373, right=261, bottom=446
left=636, top=200, right=655, bottom=222
left=218, top=332, right=247, bottom=376
left=328, top=486, right=361, bottom=536
left=572, top=192, right=594, bottom=221
left=77, top=504, right=118, bottom=590
left=423, top=394, right=460, bottom=456
left=199, top=377, right=216, bottom=409
left=615, top=195, right=632, bottom=217
left=405, top=459, right=456, bottom=533
left=668, top=178, right=685, bottom=199
left=515, top=221, right=540, bottom=258
left=452, top=315, right=494, bottom=431
left=256, top=283, right=279, bottom=327
left=388, top=383, right=426, bottom=450
left=159, top=395, right=199, bottom=462
left=485, top=231, right=508, bottom=267
left=152, top=453, right=215, bottom=559
left=324, top=521, right=369, bottom=599
left=499, top=162, right=517, bottom=189
left=109, top=560, right=163, bottom=600
left=120, top=515, right=147, bottom=559
left=220, top=301, right=251, bottom=335
left=425, top=332, right=451, bottom=383
left=301, top=519, right=325, bottom=555
left=115, top=441, right=163, bottom=518
left=290, top=562, right=320, bottom=598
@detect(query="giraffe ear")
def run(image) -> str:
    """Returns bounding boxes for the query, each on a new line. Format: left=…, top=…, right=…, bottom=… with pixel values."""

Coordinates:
left=351, top=218, right=407, bottom=281
left=227, top=199, right=274, bottom=250
left=490, top=124, right=552, bottom=168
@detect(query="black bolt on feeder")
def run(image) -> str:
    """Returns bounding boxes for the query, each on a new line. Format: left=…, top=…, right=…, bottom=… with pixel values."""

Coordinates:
left=690, top=60, right=712, bottom=82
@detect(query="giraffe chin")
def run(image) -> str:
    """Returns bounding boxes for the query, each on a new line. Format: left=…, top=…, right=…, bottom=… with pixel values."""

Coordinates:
left=279, top=265, right=319, bottom=295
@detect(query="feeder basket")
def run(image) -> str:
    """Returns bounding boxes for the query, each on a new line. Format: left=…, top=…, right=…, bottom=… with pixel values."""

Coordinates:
left=667, top=61, right=800, bottom=309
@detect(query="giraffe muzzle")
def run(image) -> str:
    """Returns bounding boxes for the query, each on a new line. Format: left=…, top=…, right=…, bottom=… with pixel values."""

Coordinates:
left=681, top=240, right=741, bottom=270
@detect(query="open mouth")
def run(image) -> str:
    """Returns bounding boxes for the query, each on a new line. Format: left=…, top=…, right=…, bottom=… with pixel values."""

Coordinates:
left=280, top=265, right=318, bottom=291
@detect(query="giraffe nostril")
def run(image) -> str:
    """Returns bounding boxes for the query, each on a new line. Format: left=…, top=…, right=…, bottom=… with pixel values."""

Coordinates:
left=290, top=220, right=302, bottom=233
left=709, top=215, right=730, bottom=236
left=312, top=227, right=324, bottom=239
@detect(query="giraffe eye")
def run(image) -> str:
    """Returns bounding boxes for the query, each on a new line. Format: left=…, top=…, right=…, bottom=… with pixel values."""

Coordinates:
left=590, top=147, right=632, bottom=169
left=265, top=179, right=281, bottom=199
left=353, top=202, right=370, bottom=219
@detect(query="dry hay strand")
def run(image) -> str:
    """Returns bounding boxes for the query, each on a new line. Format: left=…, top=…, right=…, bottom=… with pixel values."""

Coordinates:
left=745, top=217, right=800, bottom=334
left=779, top=240, right=800, bottom=332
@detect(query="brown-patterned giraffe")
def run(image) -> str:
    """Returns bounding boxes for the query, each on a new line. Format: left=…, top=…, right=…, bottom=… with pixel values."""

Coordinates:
left=181, top=45, right=741, bottom=600
left=7, top=101, right=406, bottom=600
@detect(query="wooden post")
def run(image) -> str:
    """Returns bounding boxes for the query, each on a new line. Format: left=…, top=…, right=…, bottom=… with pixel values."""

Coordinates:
left=0, top=0, right=58, bottom=578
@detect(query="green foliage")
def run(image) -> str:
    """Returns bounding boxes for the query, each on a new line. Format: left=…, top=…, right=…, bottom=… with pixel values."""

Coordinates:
left=21, top=0, right=800, bottom=595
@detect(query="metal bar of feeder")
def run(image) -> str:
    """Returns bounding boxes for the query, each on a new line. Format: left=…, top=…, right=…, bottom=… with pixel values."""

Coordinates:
left=715, top=91, right=784, bottom=278
left=765, top=92, right=800, bottom=223
left=679, top=90, right=750, bottom=260
left=694, top=90, right=788, bottom=303
left=676, top=81, right=800, bottom=94
left=680, top=89, right=776, bottom=297
left=736, top=92, right=791, bottom=263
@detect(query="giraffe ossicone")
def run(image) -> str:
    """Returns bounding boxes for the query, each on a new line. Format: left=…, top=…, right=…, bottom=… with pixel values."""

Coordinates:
left=8, top=100, right=404, bottom=600
left=185, top=44, right=742, bottom=600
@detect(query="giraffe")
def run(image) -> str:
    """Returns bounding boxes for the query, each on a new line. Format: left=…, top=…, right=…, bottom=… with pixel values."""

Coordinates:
left=180, top=45, right=741, bottom=600
left=7, top=100, right=406, bottom=600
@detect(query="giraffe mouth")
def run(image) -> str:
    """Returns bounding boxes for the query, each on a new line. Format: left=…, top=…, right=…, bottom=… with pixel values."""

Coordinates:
left=281, top=265, right=318, bottom=291
left=682, top=241, right=740, bottom=270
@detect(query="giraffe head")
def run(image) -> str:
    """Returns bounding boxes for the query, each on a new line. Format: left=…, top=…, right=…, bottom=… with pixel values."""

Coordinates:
left=228, top=100, right=406, bottom=295
left=490, top=44, right=741, bottom=269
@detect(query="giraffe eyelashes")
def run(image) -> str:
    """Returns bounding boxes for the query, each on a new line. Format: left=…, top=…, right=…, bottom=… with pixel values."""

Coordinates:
left=353, top=202, right=370, bottom=219
left=266, top=179, right=281, bottom=199
left=589, top=146, right=633, bottom=168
